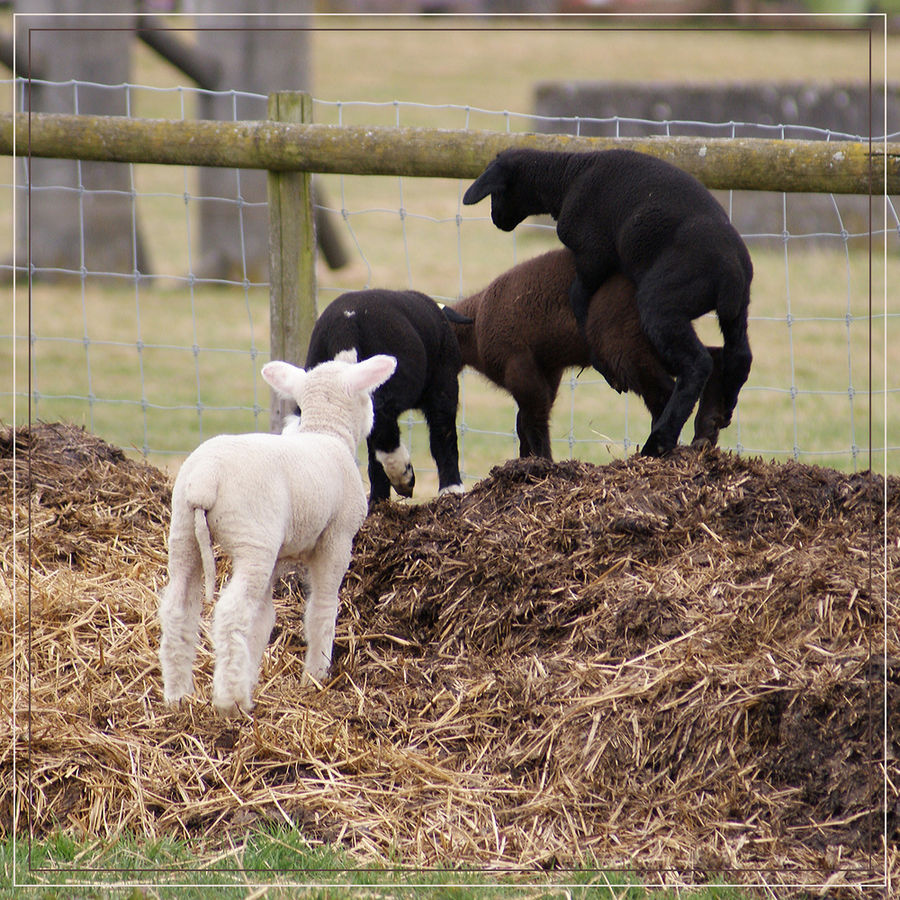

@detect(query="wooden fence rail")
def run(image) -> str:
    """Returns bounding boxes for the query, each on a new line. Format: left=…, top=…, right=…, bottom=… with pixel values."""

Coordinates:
left=1, top=111, right=898, bottom=194
left=3, top=98, right=895, bottom=436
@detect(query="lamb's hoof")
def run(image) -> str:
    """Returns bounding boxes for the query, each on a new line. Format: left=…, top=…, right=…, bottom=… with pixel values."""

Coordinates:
left=215, top=701, right=255, bottom=720
left=301, top=669, right=327, bottom=689
left=639, top=434, right=673, bottom=458
left=376, top=447, right=414, bottom=497
left=212, top=693, right=253, bottom=718
left=691, top=429, right=720, bottom=449
left=162, top=671, right=195, bottom=705
left=163, top=683, right=193, bottom=707
left=589, top=355, right=618, bottom=389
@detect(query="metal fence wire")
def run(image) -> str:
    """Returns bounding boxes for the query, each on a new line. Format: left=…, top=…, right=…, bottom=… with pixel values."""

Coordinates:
left=2, top=79, right=897, bottom=478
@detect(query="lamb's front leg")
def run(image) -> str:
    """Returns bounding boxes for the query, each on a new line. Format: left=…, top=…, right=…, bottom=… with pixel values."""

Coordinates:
left=303, top=536, right=353, bottom=681
left=568, top=274, right=619, bottom=386
left=563, top=242, right=622, bottom=382
left=568, top=273, right=596, bottom=333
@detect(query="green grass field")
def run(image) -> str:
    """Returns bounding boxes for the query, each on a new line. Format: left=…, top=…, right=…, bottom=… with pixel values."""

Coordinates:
left=2, top=830, right=753, bottom=899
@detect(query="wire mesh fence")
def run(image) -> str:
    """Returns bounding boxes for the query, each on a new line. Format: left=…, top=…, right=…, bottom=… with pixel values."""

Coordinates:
left=2, top=79, right=897, bottom=481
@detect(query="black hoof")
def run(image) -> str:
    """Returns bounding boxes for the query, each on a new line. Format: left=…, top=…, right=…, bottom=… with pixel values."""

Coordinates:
left=691, top=426, right=721, bottom=449
left=640, top=433, right=672, bottom=458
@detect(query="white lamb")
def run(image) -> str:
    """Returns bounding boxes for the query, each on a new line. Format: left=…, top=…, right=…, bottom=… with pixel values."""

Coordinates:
left=158, top=351, right=397, bottom=717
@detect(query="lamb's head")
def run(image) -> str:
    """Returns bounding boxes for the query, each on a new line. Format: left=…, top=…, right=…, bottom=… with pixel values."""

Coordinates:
left=262, top=352, right=397, bottom=449
left=463, top=149, right=533, bottom=232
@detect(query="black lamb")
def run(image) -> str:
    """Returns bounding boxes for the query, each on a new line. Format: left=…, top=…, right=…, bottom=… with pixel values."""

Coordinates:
left=304, top=288, right=468, bottom=505
left=462, top=147, right=753, bottom=457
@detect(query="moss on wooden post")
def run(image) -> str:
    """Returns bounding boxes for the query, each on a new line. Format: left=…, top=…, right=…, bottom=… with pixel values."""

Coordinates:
left=267, top=91, right=317, bottom=433
left=2, top=112, right=897, bottom=195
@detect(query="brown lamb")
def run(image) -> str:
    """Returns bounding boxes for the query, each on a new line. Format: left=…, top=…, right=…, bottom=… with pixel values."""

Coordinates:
left=448, top=248, right=728, bottom=460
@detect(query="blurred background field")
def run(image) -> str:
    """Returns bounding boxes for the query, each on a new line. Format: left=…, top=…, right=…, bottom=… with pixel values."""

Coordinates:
left=1, top=15, right=896, bottom=496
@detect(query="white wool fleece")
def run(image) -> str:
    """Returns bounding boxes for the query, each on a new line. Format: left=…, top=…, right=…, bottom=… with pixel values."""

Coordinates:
left=158, top=354, right=396, bottom=717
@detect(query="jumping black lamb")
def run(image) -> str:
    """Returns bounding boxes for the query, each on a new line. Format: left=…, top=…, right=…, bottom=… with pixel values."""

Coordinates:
left=462, top=147, right=753, bottom=458
left=304, top=288, right=469, bottom=505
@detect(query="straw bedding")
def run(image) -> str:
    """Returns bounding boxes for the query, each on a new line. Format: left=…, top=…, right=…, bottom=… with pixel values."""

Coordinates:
left=2, top=422, right=897, bottom=895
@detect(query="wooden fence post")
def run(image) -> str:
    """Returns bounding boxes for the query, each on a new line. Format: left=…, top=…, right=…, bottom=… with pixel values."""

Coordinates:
left=267, top=91, right=317, bottom=433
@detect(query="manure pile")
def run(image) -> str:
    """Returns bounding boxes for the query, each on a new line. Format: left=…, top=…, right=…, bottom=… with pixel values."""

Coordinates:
left=2, top=422, right=897, bottom=895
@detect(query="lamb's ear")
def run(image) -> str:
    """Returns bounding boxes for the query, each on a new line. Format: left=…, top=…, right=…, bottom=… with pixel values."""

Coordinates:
left=344, top=354, right=397, bottom=395
left=262, top=360, right=307, bottom=399
left=463, top=157, right=508, bottom=205
left=334, top=348, right=358, bottom=364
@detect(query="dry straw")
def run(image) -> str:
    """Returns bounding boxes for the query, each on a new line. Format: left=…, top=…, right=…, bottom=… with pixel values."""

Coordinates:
left=1, top=422, right=897, bottom=896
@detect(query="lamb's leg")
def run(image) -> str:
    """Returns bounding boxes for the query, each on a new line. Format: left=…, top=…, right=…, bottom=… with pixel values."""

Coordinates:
left=568, top=273, right=596, bottom=333
left=422, top=375, right=464, bottom=495
left=692, top=346, right=727, bottom=447
left=557, top=218, right=614, bottom=335
left=302, top=536, right=353, bottom=681
left=370, top=413, right=414, bottom=501
left=506, top=357, right=560, bottom=460
left=210, top=556, right=277, bottom=716
left=366, top=435, right=394, bottom=505
left=635, top=245, right=728, bottom=456
left=567, top=257, right=619, bottom=377
left=246, top=576, right=277, bottom=689
left=514, top=409, right=548, bottom=459
left=158, top=515, right=204, bottom=705
left=717, top=306, right=753, bottom=426
left=637, top=307, right=713, bottom=458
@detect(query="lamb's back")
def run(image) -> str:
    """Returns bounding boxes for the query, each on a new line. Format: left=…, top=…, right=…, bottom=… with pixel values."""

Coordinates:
left=475, top=249, right=590, bottom=376
left=175, top=432, right=366, bottom=560
left=307, top=290, right=458, bottom=406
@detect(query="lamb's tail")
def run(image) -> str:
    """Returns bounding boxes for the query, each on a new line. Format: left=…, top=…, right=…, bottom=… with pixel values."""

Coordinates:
left=193, top=507, right=216, bottom=605
left=441, top=304, right=474, bottom=325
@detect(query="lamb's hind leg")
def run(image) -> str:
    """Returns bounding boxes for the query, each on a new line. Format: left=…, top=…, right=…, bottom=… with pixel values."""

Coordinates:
left=303, top=535, right=353, bottom=681
left=158, top=515, right=205, bottom=705
left=717, top=304, right=752, bottom=426
left=506, top=357, right=561, bottom=460
left=422, top=375, right=463, bottom=495
left=370, top=411, right=414, bottom=502
left=637, top=304, right=713, bottom=457
left=692, top=346, right=727, bottom=447
left=210, top=556, right=277, bottom=716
